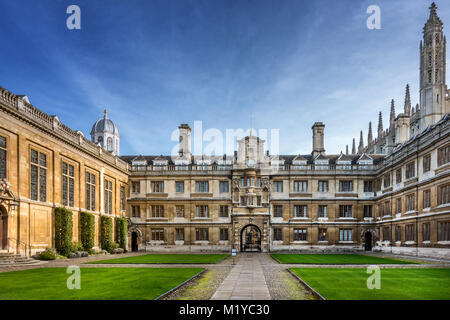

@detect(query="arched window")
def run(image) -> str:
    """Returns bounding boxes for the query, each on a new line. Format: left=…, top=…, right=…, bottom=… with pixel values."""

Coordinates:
left=97, top=136, right=103, bottom=147
left=107, top=137, right=113, bottom=152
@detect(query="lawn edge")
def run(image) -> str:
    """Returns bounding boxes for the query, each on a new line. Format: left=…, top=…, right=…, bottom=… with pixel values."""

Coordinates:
left=85, top=254, right=230, bottom=265
left=269, top=254, right=282, bottom=264
left=288, top=269, right=326, bottom=300
left=154, top=268, right=207, bottom=300
left=269, top=253, right=417, bottom=265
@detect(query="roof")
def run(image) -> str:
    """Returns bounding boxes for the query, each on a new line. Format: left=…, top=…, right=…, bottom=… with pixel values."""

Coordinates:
left=90, top=110, right=119, bottom=136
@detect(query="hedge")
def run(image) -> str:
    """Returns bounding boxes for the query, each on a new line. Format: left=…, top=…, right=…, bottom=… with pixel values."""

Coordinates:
left=100, top=215, right=114, bottom=252
left=80, top=212, right=95, bottom=252
left=54, top=207, right=73, bottom=256
left=115, top=217, right=128, bottom=251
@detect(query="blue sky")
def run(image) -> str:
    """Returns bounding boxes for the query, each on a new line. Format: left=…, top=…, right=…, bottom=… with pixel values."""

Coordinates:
left=0, top=0, right=449, bottom=156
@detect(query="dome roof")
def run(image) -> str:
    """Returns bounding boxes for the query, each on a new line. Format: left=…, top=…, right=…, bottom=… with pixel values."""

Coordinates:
left=90, top=109, right=119, bottom=136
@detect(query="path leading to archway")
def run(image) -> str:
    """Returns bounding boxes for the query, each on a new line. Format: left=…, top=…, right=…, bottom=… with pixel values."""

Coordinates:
left=211, top=253, right=271, bottom=300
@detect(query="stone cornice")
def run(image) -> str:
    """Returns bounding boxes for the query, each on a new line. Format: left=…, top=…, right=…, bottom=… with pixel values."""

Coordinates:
left=0, top=86, right=129, bottom=174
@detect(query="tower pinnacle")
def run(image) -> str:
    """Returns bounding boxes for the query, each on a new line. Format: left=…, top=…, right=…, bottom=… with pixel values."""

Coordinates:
left=377, top=112, right=383, bottom=137
left=404, top=84, right=411, bottom=115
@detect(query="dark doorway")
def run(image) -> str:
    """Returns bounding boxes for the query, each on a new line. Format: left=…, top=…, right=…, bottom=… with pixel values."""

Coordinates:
left=364, top=231, right=372, bottom=251
left=0, top=206, right=7, bottom=250
left=131, top=232, right=138, bottom=252
left=240, top=225, right=261, bottom=252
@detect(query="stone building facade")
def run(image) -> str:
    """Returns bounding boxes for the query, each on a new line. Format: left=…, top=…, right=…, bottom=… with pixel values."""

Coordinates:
left=0, top=3, right=449, bottom=258
left=0, top=90, right=129, bottom=256
left=123, top=4, right=450, bottom=257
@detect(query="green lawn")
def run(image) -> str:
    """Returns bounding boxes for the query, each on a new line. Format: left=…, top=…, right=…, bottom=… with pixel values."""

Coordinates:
left=88, top=253, right=229, bottom=264
left=0, top=267, right=203, bottom=300
left=271, top=254, right=418, bottom=264
left=291, top=268, right=450, bottom=300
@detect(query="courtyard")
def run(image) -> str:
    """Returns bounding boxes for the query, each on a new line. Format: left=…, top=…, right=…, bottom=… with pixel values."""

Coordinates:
left=0, top=252, right=449, bottom=300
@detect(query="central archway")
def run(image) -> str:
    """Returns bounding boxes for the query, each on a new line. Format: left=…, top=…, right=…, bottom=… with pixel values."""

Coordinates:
left=240, top=224, right=261, bottom=252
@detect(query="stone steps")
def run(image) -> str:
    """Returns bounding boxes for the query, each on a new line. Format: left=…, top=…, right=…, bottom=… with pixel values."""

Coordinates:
left=0, top=252, right=43, bottom=266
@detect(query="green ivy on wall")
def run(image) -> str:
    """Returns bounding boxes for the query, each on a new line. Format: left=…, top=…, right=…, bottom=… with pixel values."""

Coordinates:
left=54, top=207, right=73, bottom=256
left=80, top=211, right=95, bottom=252
left=115, top=217, right=128, bottom=251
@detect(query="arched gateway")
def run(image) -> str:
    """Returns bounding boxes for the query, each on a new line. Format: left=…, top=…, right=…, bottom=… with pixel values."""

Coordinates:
left=240, top=224, right=261, bottom=252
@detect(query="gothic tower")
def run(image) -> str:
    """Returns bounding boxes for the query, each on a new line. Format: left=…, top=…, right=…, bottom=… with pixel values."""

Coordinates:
left=419, top=2, right=448, bottom=131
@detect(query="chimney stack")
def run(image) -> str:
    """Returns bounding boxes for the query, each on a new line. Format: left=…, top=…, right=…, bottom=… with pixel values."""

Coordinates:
left=178, top=124, right=191, bottom=157
left=312, top=122, right=325, bottom=157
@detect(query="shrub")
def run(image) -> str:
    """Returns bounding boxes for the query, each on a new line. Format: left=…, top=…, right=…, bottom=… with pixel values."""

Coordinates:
left=54, top=207, right=73, bottom=256
left=80, top=211, right=95, bottom=252
left=100, top=215, right=114, bottom=253
left=37, top=249, right=56, bottom=260
left=115, top=217, right=128, bottom=251
left=71, top=241, right=83, bottom=252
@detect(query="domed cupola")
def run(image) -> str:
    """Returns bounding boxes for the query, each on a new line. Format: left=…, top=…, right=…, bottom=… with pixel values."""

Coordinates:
left=90, top=109, right=120, bottom=156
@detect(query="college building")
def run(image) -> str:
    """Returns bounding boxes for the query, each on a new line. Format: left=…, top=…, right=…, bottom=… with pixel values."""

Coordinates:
left=0, top=3, right=449, bottom=258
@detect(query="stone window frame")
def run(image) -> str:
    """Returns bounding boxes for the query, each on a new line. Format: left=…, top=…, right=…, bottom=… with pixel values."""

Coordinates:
left=104, top=178, right=113, bottom=215
left=195, top=181, right=209, bottom=193
left=195, top=228, right=209, bottom=241
left=294, top=205, right=307, bottom=218
left=152, top=181, right=164, bottom=193
left=175, top=228, right=184, bottom=241
left=219, top=228, right=229, bottom=241
left=438, top=144, right=449, bottom=167
left=293, top=180, right=308, bottom=193
left=405, top=161, right=416, bottom=180
left=318, top=205, right=327, bottom=218
left=293, top=228, right=307, bottom=241
left=131, top=205, right=140, bottom=218
left=363, top=205, right=372, bottom=218
left=339, top=205, right=352, bottom=218
left=339, top=180, right=353, bottom=192
left=339, top=229, right=352, bottom=241
left=273, top=205, right=283, bottom=218
left=30, top=147, right=48, bottom=203
left=151, top=228, right=164, bottom=241
left=437, top=184, right=450, bottom=205
left=152, top=205, right=164, bottom=218
left=219, top=181, right=229, bottom=193
left=120, top=185, right=125, bottom=211
left=195, top=205, right=208, bottom=218
left=273, top=228, right=282, bottom=241
left=273, top=181, right=283, bottom=193
left=318, top=180, right=329, bottom=192
left=219, top=205, right=229, bottom=217
left=423, top=154, right=431, bottom=173
left=0, top=134, right=7, bottom=180
left=175, top=181, right=185, bottom=193
left=85, top=170, right=97, bottom=211
left=61, top=160, right=75, bottom=208
left=423, top=189, right=431, bottom=209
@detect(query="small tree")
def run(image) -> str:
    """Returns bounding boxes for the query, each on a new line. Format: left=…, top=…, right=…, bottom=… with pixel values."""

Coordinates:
left=54, top=207, right=73, bottom=256
left=80, top=211, right=95, bottom=252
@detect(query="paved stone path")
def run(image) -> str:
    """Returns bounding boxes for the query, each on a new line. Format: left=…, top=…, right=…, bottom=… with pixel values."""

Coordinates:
left=211, top=253, right=271, bottom=300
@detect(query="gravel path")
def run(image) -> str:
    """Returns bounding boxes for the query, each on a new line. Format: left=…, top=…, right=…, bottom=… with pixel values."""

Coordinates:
left=257, top=254, right=317, bottom=300
left=163, top=267, right=232, bottom=300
